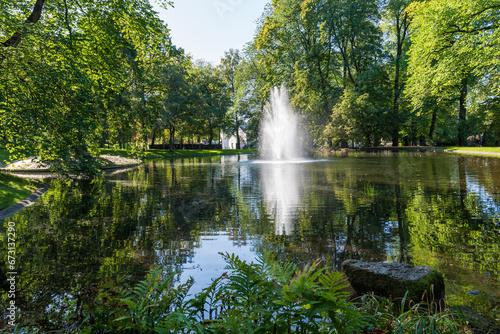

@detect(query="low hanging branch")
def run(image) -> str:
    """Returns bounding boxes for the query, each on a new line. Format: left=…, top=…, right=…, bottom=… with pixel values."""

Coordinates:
left=2, top=0, right=46, bottom=48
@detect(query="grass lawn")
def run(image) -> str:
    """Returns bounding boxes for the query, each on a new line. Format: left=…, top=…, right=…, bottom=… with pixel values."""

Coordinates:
left=443, top=146, right=500, bottom=156
left=100, top=148, right=258, bottom=159
left=0, top=173, right=41, bottom=211
left=442, top=146, right=500, bottom=154
left=1, top=148, right=41, bottom=211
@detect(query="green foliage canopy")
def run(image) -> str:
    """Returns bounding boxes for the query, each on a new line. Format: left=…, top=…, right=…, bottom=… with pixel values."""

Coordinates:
left=0, top=0, right=173, bottom=174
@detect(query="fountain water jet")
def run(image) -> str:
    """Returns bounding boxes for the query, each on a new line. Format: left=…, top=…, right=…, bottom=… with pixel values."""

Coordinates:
left=258, top=86, right=307, bottom=235
left=260, top=86, right=302, bottom=160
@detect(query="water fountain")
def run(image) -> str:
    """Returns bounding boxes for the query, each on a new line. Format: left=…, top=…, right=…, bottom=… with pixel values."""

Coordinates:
left=260, top=86, right=302, bottom=160
left=258, top=86, right=306, bottom=235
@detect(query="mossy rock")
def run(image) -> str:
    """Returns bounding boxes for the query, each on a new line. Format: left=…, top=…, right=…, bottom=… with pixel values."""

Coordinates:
left=342, top=259, right=445, bottom=307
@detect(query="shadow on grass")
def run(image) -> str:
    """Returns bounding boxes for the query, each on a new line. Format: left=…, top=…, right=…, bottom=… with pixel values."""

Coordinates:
left=0, top=173, right=40, bottom=211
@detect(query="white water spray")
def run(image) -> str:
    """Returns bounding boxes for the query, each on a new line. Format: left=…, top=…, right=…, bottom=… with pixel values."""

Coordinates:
left=258, top=86, right=307, bottom=235
left=260, top=86, right=302, bottom=160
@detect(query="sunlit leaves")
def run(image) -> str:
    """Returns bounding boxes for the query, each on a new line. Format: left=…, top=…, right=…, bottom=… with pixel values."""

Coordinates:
left=406, top=0, right=500, bottom=107
left=251, top=0, right=385, bottom=144
left=0, top=0, right=172, bottom=174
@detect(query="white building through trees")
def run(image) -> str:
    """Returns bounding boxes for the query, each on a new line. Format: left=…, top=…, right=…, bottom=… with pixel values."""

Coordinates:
left=222, top=127, right=247, bottom=149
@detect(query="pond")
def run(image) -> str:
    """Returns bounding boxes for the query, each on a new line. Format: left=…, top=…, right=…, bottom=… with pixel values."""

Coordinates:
left=1, top=151, right=499, bottom=328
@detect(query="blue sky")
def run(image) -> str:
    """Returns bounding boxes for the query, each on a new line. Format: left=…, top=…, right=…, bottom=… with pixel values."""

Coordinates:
left=153, top=0, right=270, bottom=64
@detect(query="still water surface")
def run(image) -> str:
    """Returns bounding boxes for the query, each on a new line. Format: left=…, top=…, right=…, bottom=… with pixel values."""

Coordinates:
left=1, top=151, right=499, bottom=326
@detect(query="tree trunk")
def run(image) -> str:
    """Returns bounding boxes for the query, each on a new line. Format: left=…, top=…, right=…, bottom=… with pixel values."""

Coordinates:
left=2, top=0, right=46, bottom=48
left=140, top=85, right=148, bottom=150
left=392, top=87, right=400, bottom=146
left=169, top=124, right=175, bottom=152
left=235, top=117, right=241, bottom=149
left=429, top=108, right=437, bottom=140
left=458, top=78, right=467, bottom=146
left=151, top=128, right=157, bottom=146
left=392, top=13, right=409, bottom=147
left=208, top=123, right=214, bottom=149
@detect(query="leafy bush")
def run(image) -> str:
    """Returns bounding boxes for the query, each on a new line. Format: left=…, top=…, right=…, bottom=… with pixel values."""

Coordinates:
left=185, top=252, right=363, bottom=333
left=65, top=268, right=194, bottom=333
left=11, top=252, right=470, bottom=333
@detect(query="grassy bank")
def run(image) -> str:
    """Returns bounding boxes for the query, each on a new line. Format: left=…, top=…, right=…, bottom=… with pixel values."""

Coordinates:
left=442, top=146, right=500, bottom=154
left=0, top=149, right=39, bottom=212
left=100, top=148, right=257, bottom=159
left=0, top=173, right=41, bottom=211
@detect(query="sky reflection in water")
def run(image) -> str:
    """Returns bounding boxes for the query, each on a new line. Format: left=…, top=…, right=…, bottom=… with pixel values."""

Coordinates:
left=1, top=152, right=499, bottom=326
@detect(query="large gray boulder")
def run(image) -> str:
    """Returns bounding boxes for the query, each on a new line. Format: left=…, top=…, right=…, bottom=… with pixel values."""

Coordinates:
left=342, top=259, right=445, bottom=307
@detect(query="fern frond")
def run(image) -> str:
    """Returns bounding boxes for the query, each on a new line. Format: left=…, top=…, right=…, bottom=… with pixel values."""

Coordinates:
left=219, top=251, right=246, bottom=271
left=158, top=312, right=206, bottom=333
left=169, top=276, right=194, bottom=311
left=318, top=270, right=350, bottom=298
left=260, top=251, right=297, bottom=285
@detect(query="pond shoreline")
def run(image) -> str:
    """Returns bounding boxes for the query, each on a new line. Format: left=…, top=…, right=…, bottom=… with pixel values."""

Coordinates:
left=0, top=184, right=50, bottom=220
left=0, top=152, right=256, bottom=218
left=2, top=148, right=500, bottom=220
left=0, top=155, right=141, bottom=218
left=329, top=146, right=500, bottom=157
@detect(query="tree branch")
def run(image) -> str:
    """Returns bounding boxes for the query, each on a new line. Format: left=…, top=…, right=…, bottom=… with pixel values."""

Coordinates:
left=444, top=24, right=498, bottom=35
left=2, top=0, right=46, bottom=48
left=469, top=5, right=500, bottom=20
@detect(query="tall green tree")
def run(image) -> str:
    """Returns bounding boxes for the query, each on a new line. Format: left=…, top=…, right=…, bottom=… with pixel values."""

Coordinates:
left=254, top=0, right=383, bottom=142
left=232, top=43, right=270, bottom=147
left=406, top=0, right=500, bottom=146
left=0, top=0, right=172, bottom=173
left=384, top=0, right=413, bottom=146
left=156, top=57, right=193, bottom=151
left=192, top=61, right=231, bottom=146
left=220, top=49, right=242, bottom=148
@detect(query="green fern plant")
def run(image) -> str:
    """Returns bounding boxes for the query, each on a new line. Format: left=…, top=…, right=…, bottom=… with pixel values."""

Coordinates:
left=33, top=253, right=474, bottom=333
left=70, top=266, right=193, bottom=334
left=274, top=259, right=363, bottom=333
left=187, top=251, right=364, bottom=333
left=114, top=267, right=192, bottom=333
left=187, top=274, right=227, bottom=323
left=193, top=252, right=281, bottom=333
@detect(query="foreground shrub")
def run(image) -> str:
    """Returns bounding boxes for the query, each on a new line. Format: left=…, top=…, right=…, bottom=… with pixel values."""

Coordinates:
left=10, top=252, right=471, bottom=333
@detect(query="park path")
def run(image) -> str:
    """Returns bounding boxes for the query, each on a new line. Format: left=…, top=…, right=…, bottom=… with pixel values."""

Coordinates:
left=0, top=184, right=50, bottom=220
left=0, top=155, right=141, bottom=220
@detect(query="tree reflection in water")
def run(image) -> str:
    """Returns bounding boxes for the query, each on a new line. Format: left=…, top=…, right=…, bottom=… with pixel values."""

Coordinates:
left=1, top=152, right=499, bottom=328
